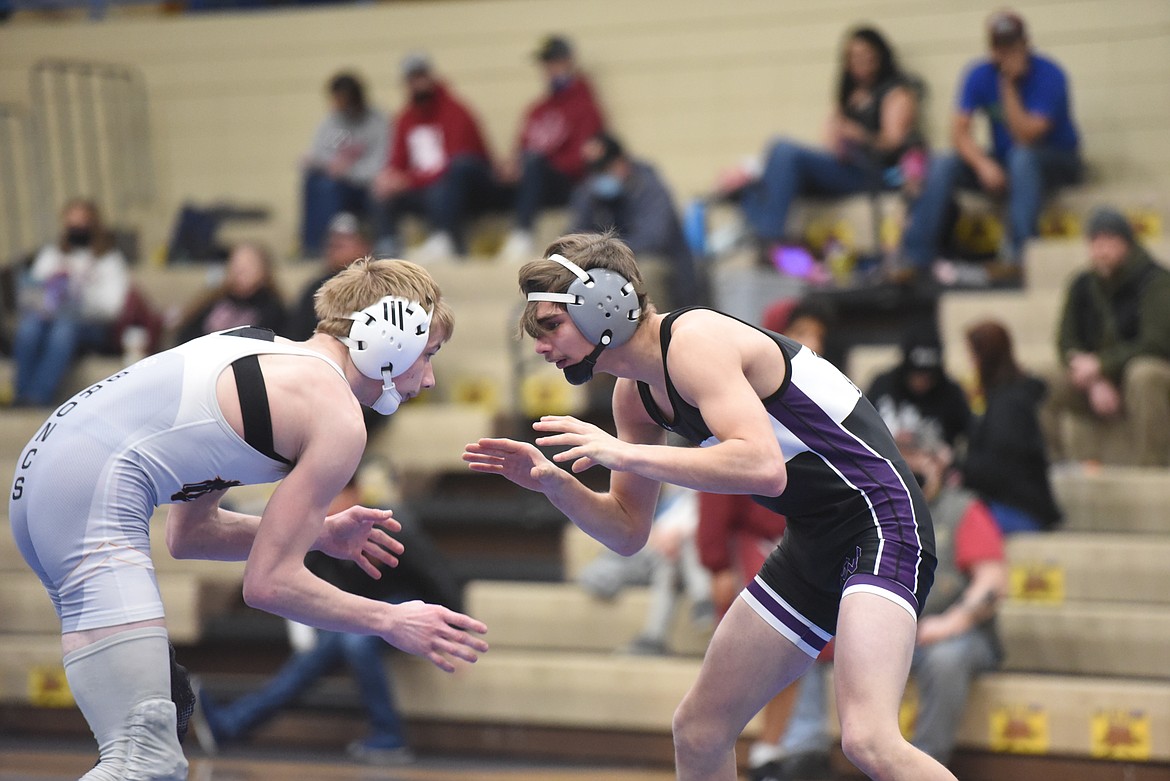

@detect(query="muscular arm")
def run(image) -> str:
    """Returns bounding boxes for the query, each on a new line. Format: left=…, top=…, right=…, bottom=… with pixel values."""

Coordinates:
left=166, top=491, right=261, bottom=561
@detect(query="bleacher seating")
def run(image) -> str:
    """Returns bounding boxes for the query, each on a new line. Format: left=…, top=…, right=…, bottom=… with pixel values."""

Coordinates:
left=1, top=0, right=1169, bottom=776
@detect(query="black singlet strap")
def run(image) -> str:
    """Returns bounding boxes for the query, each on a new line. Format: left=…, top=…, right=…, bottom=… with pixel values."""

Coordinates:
left=229, top=353, right=292, bottom=466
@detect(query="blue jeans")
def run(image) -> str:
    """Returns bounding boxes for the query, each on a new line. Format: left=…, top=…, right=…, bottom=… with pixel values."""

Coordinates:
left=900, top=146, right=1082, bottom=269
left=372, top=154, right=498, bottom=255
left=13, top=312, right=110, bottom=406
left=986, top=501, right=1045, bottom=534
left=777, top=659, right=832, bottom=755
left=512, top=151, right=574, bottom=230
left=302, top=169, right=371, bottom=257
left=910, top=627, right=1001, bottom=764
left=204, top=629, right=406, bottom=749
left=740, top=139, right=875, bottom=242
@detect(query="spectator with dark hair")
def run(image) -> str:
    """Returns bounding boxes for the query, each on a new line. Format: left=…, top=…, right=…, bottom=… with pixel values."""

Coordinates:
left=962, top=320, right=1061, bottom=533
left=898, top=9, right=1081, bottom=283
left=722, top=26, right=924, bottom=258
left=12, top=198, right=130, bottom=406
left=285, top=212, right=372, bottom=342
left=496, top=34, right=606, bottom=264
left=371, top=53, right=496, bottom=262
left=761, top=296, right=841, bottom=367
left=301, top=71, right=388, bottom=258
left=1042, top=207, right=1170, bottom=465
left=195, top=471, right=463, bottom=764
left=868, top=328, right=972, bottom=448
left=175, top=242, right=286, bottom=346
left=568, top=132, right=698, bottom=308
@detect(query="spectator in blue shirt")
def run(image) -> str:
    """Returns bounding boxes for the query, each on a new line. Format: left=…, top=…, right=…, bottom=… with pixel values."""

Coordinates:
left=898, top=9, right=1081, bottom=283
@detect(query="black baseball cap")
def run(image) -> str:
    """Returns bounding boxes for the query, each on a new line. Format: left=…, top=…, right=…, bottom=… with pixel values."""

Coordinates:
left=988, top=10, right=1027, bottom=47
left=535, top=35, right=573, bottom=62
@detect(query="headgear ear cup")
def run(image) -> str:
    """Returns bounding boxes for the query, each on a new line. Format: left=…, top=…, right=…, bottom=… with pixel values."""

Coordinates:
left=341, top=295, right=432, bottom=414
left=527, top=254, right=640, bottom=384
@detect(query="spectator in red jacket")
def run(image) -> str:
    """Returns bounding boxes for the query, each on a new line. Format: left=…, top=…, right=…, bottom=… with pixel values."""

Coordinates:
left=497, top=35, right=606, bottom=263
left=371, top=53, right=497, bottom=262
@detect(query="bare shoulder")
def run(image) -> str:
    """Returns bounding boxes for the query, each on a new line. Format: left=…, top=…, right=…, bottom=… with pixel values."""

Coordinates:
left=261, top=353, right=366, bottom=460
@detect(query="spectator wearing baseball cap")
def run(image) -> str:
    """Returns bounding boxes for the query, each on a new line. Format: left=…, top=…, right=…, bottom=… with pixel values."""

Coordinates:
left=496, top=33, right=606, bottom=263
left=867, top=327, right=972, bottom=449
left=370, top=52, right=497, bottom=262
left=898, top=8, right=1082, bottom=282
left=284, top=212, right=371, bottom=342
left=1042, top=207, right=1170, bottom=465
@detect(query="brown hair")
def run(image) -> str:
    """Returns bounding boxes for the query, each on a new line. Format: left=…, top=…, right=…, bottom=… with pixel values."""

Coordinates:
left=57, top=198, right=116, bottom=255
left=516, top=231, right=652, bottom=339
left=966, top=319, right=1021, bottom=392
left=314, top=256, right=453, bottom=341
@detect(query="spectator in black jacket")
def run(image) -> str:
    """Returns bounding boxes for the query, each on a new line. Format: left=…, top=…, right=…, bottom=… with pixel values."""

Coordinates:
left=285, top=213, right=372, bottom=342
left=175, top=242, right=286, bottom=345
left=868, top=329, right=971, bottom=448
left=962, top=320, right=1061, bottom=533
left=194, top=472, right=461, bottom=764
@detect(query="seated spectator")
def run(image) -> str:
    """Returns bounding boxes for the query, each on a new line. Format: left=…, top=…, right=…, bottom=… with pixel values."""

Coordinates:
left=300, top=71, right=388, bottom=259
left=898, top=9, right=1081, bottom=283
left=578, top=485, right=712, bottom=656
left=568, top=133, right=699, bottom=308
left=867, top=328, right=972, bottom=448
left=724, top=26, right=924, bottom=260
left=1042, top=208, right=1170, bottom=465
left=496, top=34, right=605, bottom=264
left=174, top=241, right=286, bottom=345
left=195, top=471, right=462, bottom=763
left=963, top=320, right=1061, bottom=532
left=12, top=198, right=130, bottom=406
left=371, top=53, right=496, bottom=263
left=285, top=212, right=371, bottom=342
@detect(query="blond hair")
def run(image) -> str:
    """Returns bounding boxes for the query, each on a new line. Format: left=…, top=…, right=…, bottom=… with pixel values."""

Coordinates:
left=315, top=257, right=454, bottom=340
left=516, top=231, right=652, bottom=339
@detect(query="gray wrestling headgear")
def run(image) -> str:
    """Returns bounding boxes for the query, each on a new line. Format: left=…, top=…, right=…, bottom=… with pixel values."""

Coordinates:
left=340, top=295, right=432, bottom=415
left=527, top=253, right=641, bottom=385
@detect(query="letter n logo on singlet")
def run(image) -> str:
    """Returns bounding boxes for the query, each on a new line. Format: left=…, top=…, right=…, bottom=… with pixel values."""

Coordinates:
left=172, top=477, right=243, bottom=502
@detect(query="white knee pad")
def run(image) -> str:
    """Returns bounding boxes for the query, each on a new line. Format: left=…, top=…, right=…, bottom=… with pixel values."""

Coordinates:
left=65, top=627, right=189, bottom=781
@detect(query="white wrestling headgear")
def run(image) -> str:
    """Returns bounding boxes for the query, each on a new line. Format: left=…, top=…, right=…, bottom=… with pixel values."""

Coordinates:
left=340, top=295, right=432, bottom=415
left=527, top=254, right=641, bottom=385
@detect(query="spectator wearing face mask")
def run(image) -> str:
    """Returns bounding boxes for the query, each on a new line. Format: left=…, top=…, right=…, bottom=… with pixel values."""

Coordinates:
left=496, top=34, right=606, bottom=264
left=370, top=53, right=496, bottom=263
left=567, top=132, right=698, bottom=308
left=12, top=198, right=131, bottom=406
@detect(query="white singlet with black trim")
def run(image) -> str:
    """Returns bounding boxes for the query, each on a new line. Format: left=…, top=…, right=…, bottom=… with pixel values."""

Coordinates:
left=8, top=330, right=348, bottom=634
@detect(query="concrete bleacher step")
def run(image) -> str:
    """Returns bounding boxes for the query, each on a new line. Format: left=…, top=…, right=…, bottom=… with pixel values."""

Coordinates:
left=0, top=409, right=50, bottom=452
left=0, top=570, right=238, bottom=645
left=999, top=601, right=1170, bottom=679
left=465, top=581, right=712, bottom=657
left=367, top=402, right=496, bottom=476
left=1051, top=464, right=1170, bottom=534
left=938, top=289, right=1062, bottom=377
left=1007, top=531, right=1170, bottom=605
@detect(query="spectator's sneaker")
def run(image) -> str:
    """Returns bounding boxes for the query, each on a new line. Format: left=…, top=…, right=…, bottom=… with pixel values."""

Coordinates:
left=346, top=740, right=415, bottom=765
left=409, top=232, right=457, bottom=265
left=187, top=677, right=221, bottom=756
left=496, top=229, right=535, bottom=264
left=618, top=636, right=669, bottom=656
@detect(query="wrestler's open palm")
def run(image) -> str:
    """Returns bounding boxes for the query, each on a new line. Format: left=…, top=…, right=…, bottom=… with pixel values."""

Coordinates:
left=533, top=415, right=628, bottom=473
left=384, top=601, right=489, bottom=673
left=463, top=438, right=563, bottom=492
left=320, top=506, right=404, bottom=579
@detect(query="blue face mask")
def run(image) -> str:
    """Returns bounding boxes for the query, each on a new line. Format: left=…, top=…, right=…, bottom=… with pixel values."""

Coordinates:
left=550, top=74, right=574, bottom=93
left=591, top=173, right=623, bottom=200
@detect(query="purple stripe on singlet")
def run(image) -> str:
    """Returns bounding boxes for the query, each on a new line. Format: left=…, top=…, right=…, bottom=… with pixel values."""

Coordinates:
left=844, top=573, right=920, bottom=615
left=765, top=387, right=921, bottom=591
left=746, top=579, right=830, bottom=653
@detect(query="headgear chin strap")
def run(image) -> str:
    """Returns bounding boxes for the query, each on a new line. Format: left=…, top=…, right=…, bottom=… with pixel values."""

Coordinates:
left=527, top=253, right=641, bottom=385
left=339, top=295, right=432, bottom=415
